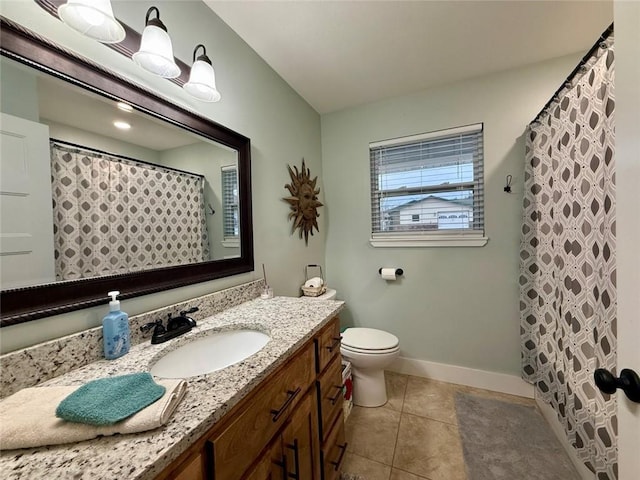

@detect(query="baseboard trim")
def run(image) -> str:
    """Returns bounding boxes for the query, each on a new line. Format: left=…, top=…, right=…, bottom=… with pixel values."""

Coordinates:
left=535, top=395, right=595, bottom=480
left=388, top=356, right=534, bottom=398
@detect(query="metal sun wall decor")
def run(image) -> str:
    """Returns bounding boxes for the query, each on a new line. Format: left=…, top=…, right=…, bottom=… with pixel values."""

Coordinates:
left=283, top=158, right=323, bottom=244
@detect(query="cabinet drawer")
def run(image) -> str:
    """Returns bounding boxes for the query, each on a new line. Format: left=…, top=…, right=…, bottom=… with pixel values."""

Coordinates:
left=171, top=453, right=204, bottom=480
left=208, top=342, right=315, bottom=480
left=321, top=412, right=347, bottom=480
left=315, top=318, right=341, bottom=374
left=317, top=355, right=343, bottom=442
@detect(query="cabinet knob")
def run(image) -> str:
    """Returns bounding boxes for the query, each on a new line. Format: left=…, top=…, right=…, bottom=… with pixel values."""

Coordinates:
left=594, top=368, right=640, bottom=403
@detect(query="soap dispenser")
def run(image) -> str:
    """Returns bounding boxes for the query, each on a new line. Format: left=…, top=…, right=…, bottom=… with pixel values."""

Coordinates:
left=102, top=291, right=130, bottom=360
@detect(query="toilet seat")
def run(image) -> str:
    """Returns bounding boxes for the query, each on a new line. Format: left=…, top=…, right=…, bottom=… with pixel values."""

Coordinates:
left=341, top=343, right=400, bottom=355
left=341, top=328, right=399, bottom=353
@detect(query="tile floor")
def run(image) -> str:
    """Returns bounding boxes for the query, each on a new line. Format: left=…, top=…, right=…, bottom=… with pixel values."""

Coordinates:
left=341, top=372, right=536, bottom=480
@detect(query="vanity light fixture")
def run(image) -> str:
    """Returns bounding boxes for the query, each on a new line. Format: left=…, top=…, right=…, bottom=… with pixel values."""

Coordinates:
left=113, top=120, right=131, bottom=130
left=132, top=6, right=180, bottom=79
left=183, top=44, right=221, bottom=102
left=57, top=0, right=125, bottom=44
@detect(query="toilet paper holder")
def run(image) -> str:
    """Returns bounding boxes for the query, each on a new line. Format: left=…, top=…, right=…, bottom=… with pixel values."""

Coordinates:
left=378, top=268, right=403, bottom=276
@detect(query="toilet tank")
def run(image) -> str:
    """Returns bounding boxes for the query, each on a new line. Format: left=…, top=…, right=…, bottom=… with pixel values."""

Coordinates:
left=309, top=288, right=337, bottom=300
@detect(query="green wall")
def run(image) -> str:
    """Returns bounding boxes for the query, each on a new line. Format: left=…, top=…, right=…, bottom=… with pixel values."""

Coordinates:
left=321, top=53, right=583, bottom=376
left=0, top=1, right=323, bottom=352
left=0, top=59, right=39, bottom=121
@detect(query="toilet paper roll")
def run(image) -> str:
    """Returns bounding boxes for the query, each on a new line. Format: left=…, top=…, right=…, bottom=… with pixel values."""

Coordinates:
left=304, top=277, right=323, bottom=288
left=380, top=268, right=398, bottom=280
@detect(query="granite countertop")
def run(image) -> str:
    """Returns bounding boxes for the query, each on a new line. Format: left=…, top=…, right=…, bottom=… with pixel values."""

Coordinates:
left=0, top=296, right=344, bottom=480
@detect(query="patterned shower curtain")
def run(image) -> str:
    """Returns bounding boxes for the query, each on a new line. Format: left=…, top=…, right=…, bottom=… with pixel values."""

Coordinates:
left=519, top=33, right=617, bottom=479
left=51, top=143, right=210, bottom=281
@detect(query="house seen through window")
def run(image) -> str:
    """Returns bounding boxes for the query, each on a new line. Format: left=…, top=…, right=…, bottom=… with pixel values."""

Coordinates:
left=369, top=123, right=485, bottom=245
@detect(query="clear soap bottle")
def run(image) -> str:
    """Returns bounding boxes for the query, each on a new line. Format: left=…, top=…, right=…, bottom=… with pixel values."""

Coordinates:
left=102, top=291, right=130, bottom=360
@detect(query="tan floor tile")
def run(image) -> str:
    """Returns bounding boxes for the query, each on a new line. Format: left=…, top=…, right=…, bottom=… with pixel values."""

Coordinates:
left=345, top=406, right=401, bottom=466
left=402, top=376, right=458, bottom=424
left=384, top=371, right=408, bottom=412
left=389, top=468, right=428, bottom=479
left=342, top=453, right=392, bottom=480
left=393, top=413, right=467, bottom=480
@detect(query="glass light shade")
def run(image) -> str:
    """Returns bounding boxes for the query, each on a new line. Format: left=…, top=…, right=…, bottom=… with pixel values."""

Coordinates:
left=132, top=25, right=180, bottom=78
left=58, top=0, right=125, bottom=43
left=184, top=60, right=221, bottom=102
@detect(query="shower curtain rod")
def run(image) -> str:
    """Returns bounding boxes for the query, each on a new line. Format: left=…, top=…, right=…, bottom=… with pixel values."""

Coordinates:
left=529, top=23, right=614, bottom=126
left=50, top=138, right=205, bottom=179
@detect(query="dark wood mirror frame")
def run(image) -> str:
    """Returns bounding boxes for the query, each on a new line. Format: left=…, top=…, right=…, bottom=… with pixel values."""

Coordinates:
left=0, top=17, right=254, bottom=327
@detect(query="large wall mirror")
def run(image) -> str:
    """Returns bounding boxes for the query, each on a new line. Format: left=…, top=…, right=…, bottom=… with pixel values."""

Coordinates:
left=0, top=18, right=254, bottom=326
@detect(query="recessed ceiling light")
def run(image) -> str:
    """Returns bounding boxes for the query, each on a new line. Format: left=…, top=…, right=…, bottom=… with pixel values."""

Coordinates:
left=117, top=102, right=133, bottom=112
left=113, top=120, right=131, bottom=130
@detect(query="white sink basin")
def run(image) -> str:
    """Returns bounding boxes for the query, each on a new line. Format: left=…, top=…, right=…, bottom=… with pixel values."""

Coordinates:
left=150, top=329, right=270, bottom=378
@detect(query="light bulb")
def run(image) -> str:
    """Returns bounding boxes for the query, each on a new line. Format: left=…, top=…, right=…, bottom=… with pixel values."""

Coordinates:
left=57, top=0, right=125, bottom=43
left=132, top=7, right=180, bottom=79
left=77, top=6, right=105, bottom=26
left=184, top=44, right=221, bottom=102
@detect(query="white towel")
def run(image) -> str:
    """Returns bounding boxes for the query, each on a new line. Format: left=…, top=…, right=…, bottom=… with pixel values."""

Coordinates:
left=0, top=378, right=187, bottom=450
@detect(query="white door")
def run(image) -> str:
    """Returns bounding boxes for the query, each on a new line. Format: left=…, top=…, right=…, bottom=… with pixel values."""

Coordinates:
left=613, top=2, right=640, bottom=478
left=0, top=112, right=55, bottom=289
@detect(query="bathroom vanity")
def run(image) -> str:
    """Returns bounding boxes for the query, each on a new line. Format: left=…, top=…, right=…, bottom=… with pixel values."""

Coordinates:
left=160, top=316, right=345, bottom=480
left=0, top=292, right=346, bottom=480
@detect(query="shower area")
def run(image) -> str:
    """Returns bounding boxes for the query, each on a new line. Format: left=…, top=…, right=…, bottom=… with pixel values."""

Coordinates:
left=50, top=141, right=210, bottom=281
left=519, top=26, right=617, bottom=479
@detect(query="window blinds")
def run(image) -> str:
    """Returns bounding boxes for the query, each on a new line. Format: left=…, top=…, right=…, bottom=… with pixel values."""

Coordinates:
left=369, top=123, right=484, bottom=236
left=221, top=165, right=238, bottom=238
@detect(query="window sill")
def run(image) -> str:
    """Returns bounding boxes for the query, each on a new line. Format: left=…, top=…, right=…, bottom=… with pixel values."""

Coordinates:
left=222, top=239, right=240, bottom=248
left=369, top=234, right=488, bottom=248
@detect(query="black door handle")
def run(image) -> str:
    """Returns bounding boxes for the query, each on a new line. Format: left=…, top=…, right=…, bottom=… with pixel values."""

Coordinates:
left=594, top=368, right=640, bottom=403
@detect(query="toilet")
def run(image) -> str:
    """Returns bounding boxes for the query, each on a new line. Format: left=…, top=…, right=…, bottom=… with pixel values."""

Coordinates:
left=340, top=327, right=400, bottom=407
left=304, top=289, right=399, bottom=407
left=310, top=288, right=337, bottom=300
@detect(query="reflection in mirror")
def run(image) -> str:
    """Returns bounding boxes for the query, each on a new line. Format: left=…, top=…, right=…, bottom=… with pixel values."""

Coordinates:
left=0, top=18, right=253, bottom=325
left=0, top=56, right=240, bottom=291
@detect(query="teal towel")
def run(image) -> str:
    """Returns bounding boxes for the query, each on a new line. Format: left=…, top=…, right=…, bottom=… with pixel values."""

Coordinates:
left=55, top=373, right=166, bottom=426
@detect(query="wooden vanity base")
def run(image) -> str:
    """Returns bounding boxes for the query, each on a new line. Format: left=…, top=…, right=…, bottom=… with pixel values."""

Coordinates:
left=157, top=317, right=345, bottom=480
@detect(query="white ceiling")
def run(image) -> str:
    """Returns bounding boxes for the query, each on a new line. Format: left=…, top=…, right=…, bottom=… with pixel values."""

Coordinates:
left=37, top=74, right=200, bottom=151
left=205, top=0, right=613, bottom=114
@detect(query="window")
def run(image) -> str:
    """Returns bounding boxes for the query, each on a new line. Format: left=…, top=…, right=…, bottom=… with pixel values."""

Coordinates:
left=221, top=165, right=239, bottom=242
left=369, top=123, right=486, bottom=247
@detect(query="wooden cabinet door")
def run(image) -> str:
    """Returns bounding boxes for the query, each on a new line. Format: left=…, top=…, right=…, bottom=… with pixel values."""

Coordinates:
left=245, top=437, right=285, bottom=480
left=210, top=343, right=315, bottom=480
left=321, top=412, right=347, bottom=480
left=281, top=391, right=318, bottom=480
